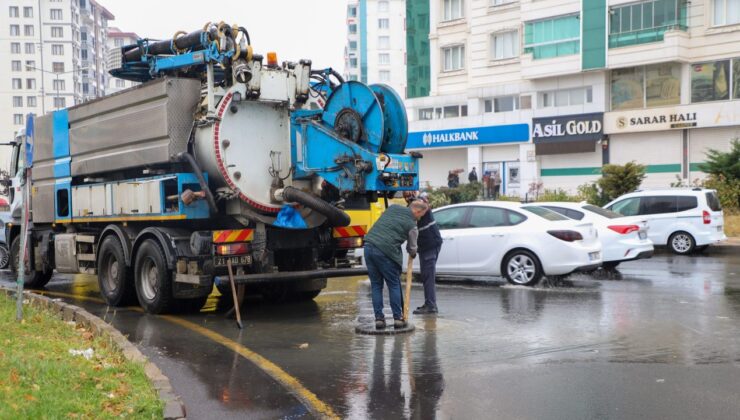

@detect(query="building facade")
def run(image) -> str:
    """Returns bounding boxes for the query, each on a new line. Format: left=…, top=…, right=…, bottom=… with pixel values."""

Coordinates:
left=406, top=0, right=740, bottom=197
left=1, top=0, right=113, bottom=150
left=106, top=27, right=138, bottom=93
left=344, top=0, right=409, bottom=97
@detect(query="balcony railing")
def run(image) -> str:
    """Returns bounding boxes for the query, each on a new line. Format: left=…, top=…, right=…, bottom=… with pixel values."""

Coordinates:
left=609, top=23, right=687, bottom=48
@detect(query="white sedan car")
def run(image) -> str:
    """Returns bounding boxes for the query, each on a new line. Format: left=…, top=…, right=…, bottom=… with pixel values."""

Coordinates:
left=404, top=201, right=602, bottom=286
left=530, top=202, right=654, bottom=269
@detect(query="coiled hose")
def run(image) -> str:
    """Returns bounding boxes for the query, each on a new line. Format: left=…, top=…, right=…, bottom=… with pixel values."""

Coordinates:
left=282, top=186, right=350, bottom=227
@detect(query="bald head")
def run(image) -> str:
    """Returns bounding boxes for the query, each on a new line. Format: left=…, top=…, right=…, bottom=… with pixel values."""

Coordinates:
left=409, top=200, right=429, bottom=220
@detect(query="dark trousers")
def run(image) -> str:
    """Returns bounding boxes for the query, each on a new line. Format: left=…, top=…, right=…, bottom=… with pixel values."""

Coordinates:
left=420, top=245, right=441, bottom=308
left=493, top=185, right=500, bottom=199
left=364, top=244, right=403, bottom=320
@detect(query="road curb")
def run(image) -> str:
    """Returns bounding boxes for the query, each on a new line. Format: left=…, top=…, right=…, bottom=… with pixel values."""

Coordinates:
left=0, top=287, right=186, bottom=419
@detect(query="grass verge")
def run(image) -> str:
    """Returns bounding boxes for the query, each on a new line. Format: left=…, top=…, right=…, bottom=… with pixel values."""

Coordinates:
left=726, top=214, right=739, bottom=238
left=0, top=293, right=162, bottom=419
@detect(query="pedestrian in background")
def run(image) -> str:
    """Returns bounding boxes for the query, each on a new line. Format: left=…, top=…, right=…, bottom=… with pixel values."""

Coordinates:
left=482, top=171, right=491, bottom=198
left=468, top=167, right=478, bottom=183
left=413, top=192, right=443, bottom=315
left=364, top=201, right=428, bottom=329
left=447, top=170, right=459, bottom=188
left=493, top=171, right=502, bottom=199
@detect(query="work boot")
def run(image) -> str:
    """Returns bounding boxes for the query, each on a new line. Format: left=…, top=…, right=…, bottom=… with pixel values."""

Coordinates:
left=413, top=304, right=438, bottom=315
left=375, top=319, right=386, bottom=330
left=393, top=319, right=407, bottom=329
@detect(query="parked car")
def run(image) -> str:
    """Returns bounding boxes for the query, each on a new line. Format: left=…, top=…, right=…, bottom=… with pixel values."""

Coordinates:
left=604, top=188, right=726, bottom=255
left=530, top=202, right=654, bottom=269
left=387, top=202, right=601, bottom=286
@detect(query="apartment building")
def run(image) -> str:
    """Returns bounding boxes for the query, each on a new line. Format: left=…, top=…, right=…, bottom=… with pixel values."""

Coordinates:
left=1, top=0, right=114, bottom=149
left=344, top=0, right=410, bottom=97
left=106, top=27, right=138, bottom=93
left=406, top=0, right=740, bottom=196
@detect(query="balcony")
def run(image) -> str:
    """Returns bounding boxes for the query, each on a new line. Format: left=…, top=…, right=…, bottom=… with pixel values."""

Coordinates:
left=608, top=28, right=690, bottom=68
left=608, top=0, right=688, bottom=49
left=609, top=24, right=687, bottom=48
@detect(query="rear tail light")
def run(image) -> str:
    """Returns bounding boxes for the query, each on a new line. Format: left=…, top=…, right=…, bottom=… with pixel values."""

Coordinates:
left=216, top=243, right=250, bottom=256
left=608, top=225, right=640, bottom=235
left=547, top=230, right=583, bottom=242
left=336, top=237, right=363, bottom=249
left=702, top=210, right=711, bottom=224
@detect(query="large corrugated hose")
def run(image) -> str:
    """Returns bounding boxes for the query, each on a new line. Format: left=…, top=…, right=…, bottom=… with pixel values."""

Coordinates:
left=282, top=186, right=350, bottom=227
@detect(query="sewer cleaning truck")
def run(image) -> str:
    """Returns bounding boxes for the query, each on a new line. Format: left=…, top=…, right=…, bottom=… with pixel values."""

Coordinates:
left=6, top=22, right=419, bottom=313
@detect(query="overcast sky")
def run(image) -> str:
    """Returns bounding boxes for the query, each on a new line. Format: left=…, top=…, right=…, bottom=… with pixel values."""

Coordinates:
left=102, top=0, right=347, bottom=69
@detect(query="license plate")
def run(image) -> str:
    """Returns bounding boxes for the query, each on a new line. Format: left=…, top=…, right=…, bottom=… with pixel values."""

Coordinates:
left=589, top=252, right=600, bottom=261
left=214, top=255, right=252, bottom=267
left=639, top=231, right=647, bottom=239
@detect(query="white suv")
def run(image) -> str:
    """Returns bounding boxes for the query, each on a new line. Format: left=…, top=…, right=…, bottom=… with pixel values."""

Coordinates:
left=605, top=189, right=726, bottom=254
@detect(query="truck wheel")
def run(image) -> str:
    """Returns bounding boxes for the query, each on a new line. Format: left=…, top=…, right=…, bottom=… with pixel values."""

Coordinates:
left=134, top=239, right=174, bottom=314
left=0, top=242, right=9, bottom=269
left=10, top=236, right=53, bottom=289
left=97, top=236, right=136, bottom=306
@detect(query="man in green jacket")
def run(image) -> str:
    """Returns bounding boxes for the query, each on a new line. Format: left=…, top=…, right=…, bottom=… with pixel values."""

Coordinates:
left=364, top=201, right=428, bottom=329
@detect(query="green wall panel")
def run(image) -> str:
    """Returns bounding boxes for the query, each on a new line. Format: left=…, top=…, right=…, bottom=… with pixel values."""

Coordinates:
left=582, top=0, right=606, bottom=70
left=406, top=0, right=430, bottom=98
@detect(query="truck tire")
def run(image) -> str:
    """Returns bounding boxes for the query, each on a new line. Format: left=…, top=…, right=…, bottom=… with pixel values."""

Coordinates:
left=10, top=236, right=52, bottom=289
left=97, top=236, right=136, bottom=307
left=134, top=239, right=174, bottom=314
left=0, top=242, right=9, bottom=269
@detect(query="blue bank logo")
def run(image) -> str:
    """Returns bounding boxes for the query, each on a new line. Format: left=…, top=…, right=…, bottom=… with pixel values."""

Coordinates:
left=409, top=124, right=529, bottom=149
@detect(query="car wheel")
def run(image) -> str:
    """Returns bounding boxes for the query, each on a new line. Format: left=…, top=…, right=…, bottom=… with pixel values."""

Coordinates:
left=503, top=250, right=543, bottom=286
left=601, top=261, right=620, bottom=270
left=0, top=242, right=9, bottom=269
left=97, top=236, right=136, bottom=306
left=134, top=239, right=174, bottom=314
left=668, top=231, right=695, bottom=255
left=10, top=236, right=52, bottom=289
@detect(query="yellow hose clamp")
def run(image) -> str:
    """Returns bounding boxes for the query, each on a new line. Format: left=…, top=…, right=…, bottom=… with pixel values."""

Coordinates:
left=172, top=30, right=188, bottom=53
left=246, top=45, right=253, bottom=62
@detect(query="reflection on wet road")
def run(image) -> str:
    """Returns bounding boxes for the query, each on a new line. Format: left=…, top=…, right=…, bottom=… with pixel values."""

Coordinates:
left=3, top=252, right=740, bottom=419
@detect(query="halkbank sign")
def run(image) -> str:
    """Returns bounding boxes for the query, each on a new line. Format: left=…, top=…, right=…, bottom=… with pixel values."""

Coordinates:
left=407, top=124, right=529, bottom=149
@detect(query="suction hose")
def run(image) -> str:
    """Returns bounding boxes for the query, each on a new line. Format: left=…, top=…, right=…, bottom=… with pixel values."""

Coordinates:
left=282, top=186, right=350, bottom=227
left=175, top=152, right=218, bottom=214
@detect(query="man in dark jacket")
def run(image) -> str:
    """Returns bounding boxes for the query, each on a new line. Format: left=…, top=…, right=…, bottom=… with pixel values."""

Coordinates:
left=412, top=192, right=443, bottom=314
left=364, top=201, right=428, bottom=329
left=468, top=167, right=478, bottom=183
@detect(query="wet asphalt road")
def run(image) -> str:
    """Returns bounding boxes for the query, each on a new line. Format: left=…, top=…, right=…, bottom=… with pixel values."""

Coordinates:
left=3, top=251, right=740, bottom=419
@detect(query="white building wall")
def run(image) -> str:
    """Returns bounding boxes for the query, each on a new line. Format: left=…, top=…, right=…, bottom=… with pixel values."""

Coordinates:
left=106, top=29, right=138, bottom=93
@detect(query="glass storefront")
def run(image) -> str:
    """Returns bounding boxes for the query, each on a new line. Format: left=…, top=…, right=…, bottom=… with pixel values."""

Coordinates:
left=691, top=60, right=730, bottom=103
left=611, top=63, right=681, bottom=110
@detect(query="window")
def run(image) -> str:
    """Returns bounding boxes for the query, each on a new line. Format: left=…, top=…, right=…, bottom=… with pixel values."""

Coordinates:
left=608, top=197, right=640, bottom=216
left=11, top=42, right=21, bottom=54
left=611, top=63, right=681, bottom=110
left=52, top=44, right=64, bottom=55
left=51, top=27, right=63, bottom=38
left=115, top=79, right=125, bottom=88
left=114, top=38, right=123, bottom=47
left=379, top=53, right=390, bottom=64
left=10, top=25, right=20, bottom=36
left=12, top=78, right=22, bottom=89
left=24, top=25, right=33, bottom=36
left=25, top=60, right=35, bottom=70
left=418, top=108, right=434, bottom=120
left=443, top=0, right=464, bottom=21
left=379, top=18, right=389, bottom=29
left=25, top=42, right=35, bottom=53
left=442, top=45, right=464, bottom=71
left=348, top=74, right=358, bottom=81
left=524, top=14, right=580, bottom=59
left=675, top=196, right=698, bottom=212
left=706, top=192, right=722, bottom=211
left=24, top=7, right=32, bottom=17
left=691, top=60, right=730, bottom=102
left=491, top=30, right=519, bottom=60
left=9, top=6, right=19, bottom=17
left=50, top=9, right=63, bottom=20
left=26, top=78, right=36, bottom=89
left=469, top=207, right=525, bottom=228
left=348, top=5, right=357, bottom=17
left=349, top=40, right=357, bottom=50
left=14, top=114, right=24, bottom=125
left=484, top=95, right=519, bottom=113
left=379, top=70, right=391, bottom=82
left=52, top=62, right=64, bottom=73
left=11, top=60, right=21, bottom=71
left=541, top=206, right=586, bottom=220
left=583, top=205, right=622, bottom=219
left=12, top=96, right=23, bottom=107
left=521, top=206, right=569, bottom=221
left=609, top=0, right=688, bottom=48
left=639, top=196, right=677, bottom=215
left=348, top=24, right=357, bottom=34
left=492, top=0, right=516, bottom=5
left=379, top=1, right=389, bottom=12
left=349, top=57, right=358, bottom=68
left=53, top=79, right=65, bottom=90
left=443, top=105, right=460, bottom=118
left=713, top=0, right=740, bottom=26
left=378, top=36, right=390, bottom=49
left=539, top=87, right=594, bottom=108
left=434, top=207, right=468, bottom=229
left=81, top=49, right=88, bottom=60
left=54, top=97, right=66, bottom=108
left=27, top=96, right=36, bottom=107
left=520, top=95, right=532, bottom=109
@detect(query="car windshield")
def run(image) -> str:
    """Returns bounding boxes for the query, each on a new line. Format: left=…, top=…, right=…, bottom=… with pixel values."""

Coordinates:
left=521, top=206, right=569, bottom=221
left=583, top=205, right=622, bottom=219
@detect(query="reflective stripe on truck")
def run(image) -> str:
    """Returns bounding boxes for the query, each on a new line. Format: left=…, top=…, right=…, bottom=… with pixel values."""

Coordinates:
left=212, top=229, right=254, bottom=243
